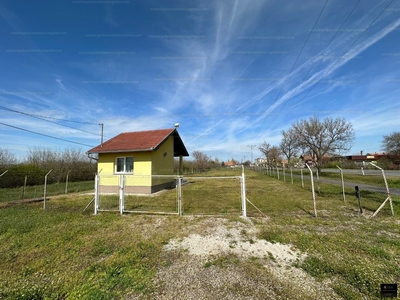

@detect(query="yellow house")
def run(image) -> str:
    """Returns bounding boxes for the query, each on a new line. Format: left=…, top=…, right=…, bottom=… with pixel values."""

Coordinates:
left=88, top=128, right=189, bottom=194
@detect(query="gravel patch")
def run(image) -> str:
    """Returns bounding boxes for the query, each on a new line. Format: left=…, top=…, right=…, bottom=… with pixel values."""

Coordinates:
left=146, top=217, right=340, bottom=300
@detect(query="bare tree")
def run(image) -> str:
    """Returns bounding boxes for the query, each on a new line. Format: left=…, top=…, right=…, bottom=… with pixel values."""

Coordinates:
left=259, top=142, right=271, bottom=166
left=259, top=142, right=282, bottom=166
left=269, top=146, right=282, bottom=166
left=192, top=150, right=211, bottom=171
left=292, top=116, right=355, bottom=171
left=382, top=132, right=400, bottom=155
left=280, top=128, right=298, bottom=166
left=0, top=148, right=17, bottom=167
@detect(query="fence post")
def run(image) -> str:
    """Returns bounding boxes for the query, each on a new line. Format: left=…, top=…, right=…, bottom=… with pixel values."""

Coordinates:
left=370, top=163, right=394, bottom=217
left=43, top=169, right=53, bottom=210
left=290, top=167, right=293, bottom=184
left=94, top=174, right=99, bottom=215
left=119, top=175, right=125, bottom=215
left=283, top=165, right=286, bottom=182
left=301, top=168, right=304, bottom=188
left=178, top=176, right=182, bottom=216
left=241, top=166, right=247, bottom=218
left=22, top=175, right=27, bottom=199
left=65, top=170, right=71, bottom=194
left=305, top=164, right=317, bottom=217
left=337, top=166, right=346, bottom=202
left=276, top=166, right=279, bottom=180
left=316, top=168, right=320, bottom=195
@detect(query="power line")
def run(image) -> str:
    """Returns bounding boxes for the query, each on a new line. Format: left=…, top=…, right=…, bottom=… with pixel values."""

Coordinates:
left=0, top=105, right=103, bottom=137
left=261, top=0, right=329, bottom=125
left=271, top=0, right=395, bottom=130
left=0, top=121, right=95, bottom=148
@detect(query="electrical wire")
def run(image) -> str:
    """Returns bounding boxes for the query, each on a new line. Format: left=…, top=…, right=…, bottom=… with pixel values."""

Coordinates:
left=259, top=0, right=329, bottom=127
left=0, top=105, right=98, bottom=125
left=0, top=105, right=102, bottom=137
left=0, top=122, right=95, bottom=148
left=270, top=0, right=395, bottom=130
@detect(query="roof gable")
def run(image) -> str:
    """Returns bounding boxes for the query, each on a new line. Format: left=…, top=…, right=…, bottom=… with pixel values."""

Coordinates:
left=88, top=128, right=189, bottom=156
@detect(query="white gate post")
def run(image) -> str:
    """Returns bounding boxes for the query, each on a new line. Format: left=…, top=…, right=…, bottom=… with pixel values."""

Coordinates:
left=119, top=175, right=125, bottom=215
left=178, top=176, right=182, bottom=216
left=94, top=174, right=99, bottom=215
left=241, top=166, right=247, bottom=218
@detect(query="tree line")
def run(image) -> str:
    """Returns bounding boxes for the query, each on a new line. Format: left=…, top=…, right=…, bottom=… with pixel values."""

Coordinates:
left=259, top=116, right=400, bottom=171
left=0, top=148, right=96, bottom=188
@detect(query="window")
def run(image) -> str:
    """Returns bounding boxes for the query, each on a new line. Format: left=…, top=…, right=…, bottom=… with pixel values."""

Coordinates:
left=115, top=156, right=134, bottom=173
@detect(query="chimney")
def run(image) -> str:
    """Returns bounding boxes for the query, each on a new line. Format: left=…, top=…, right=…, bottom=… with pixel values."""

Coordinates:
left=360, top=150, right=363, bottom=156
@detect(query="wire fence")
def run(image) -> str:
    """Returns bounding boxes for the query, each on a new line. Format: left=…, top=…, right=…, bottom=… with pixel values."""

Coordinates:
left=93, top=171, right=247, bottom=217
left=256, top=164, right=396, bottom=217
left=0, top=169, right=94, bottom=205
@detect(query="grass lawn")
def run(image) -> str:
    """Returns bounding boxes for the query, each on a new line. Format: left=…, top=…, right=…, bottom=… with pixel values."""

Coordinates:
left=0, top=181, right=94, bottom=203
left=0, top=169, right=399, bottom=299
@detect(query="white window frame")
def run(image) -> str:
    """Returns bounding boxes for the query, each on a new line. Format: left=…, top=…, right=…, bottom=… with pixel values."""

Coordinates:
left=115, top=156, right=134, bottom=174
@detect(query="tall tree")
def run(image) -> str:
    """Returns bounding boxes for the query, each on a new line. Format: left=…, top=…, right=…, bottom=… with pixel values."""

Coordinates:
left=280, top=128, right=298, bottom=166
left=259, top=142, right=282, bottom=166
left=292, top=116, right=355, bottom=171
left=382, top=132, right=400, bottom=155
left=192, top=150, right=211, bottom=171
left=0, top=148, right=17, bottom=167
left=259, top=142, right=272, bottom=166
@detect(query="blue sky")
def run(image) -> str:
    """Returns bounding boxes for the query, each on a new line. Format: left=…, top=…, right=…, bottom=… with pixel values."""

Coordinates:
left=1, top=0, right=399, bottom=162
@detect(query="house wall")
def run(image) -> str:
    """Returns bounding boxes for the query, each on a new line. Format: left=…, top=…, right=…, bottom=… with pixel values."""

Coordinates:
left=98, top=151, right=152, bottom=188
left=96, top=137, right=174, bottom=193
left=151, top=136, right=174, bottom=187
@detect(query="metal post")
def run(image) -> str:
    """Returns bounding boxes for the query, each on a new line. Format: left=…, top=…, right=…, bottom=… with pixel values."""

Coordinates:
left=0, top=170, right=8, bottom=178
left=301, top=168, right=304, bottom=188
left=283, top=164, right=286, bottom=182
left=65, top=170, right=71, bottom=194
left=316, top=168, right=320, bottom=195
left=305, top=164, right=317, bottom=217
left=119, top=175, right=125, bottom=215
left=291, top=168, right=293, bottom=184
left=178, top=177, right=182, bottom=216
left=22, top=175, right=27, bottom=199
left=43, top=170, right=52, bottom=210
left=94, top=174, right=99, bottom=215
left=276, top=166, right=279, bottom=180
left=370, top=163, right=394, bottom=217
left=241, top=165, right=246, bottom=218
left=337, top=166, right=345, bottom=202
left=355, top=186, right=363, bottom=214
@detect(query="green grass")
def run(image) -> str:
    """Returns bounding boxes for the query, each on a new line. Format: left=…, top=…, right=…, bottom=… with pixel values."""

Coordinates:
left=0, top=180, right=94, bottom=203
left=288, top=168, right=400, bottom=189
left=0, top=169, right=399, bottom=299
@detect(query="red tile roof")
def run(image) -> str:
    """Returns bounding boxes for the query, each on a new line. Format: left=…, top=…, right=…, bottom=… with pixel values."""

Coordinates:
left=88, top=128, right=189, bottom=156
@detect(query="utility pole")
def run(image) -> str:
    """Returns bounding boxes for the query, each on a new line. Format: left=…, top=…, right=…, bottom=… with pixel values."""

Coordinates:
left=247, top=145, right=256, bottom=164
left=100, top=123, right=104, bottom=146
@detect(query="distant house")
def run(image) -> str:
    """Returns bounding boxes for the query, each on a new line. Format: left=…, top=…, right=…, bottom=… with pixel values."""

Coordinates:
left=345, top=152, right=400, bottom=169
left=224, top=161, right=236, bottom=167
left=88, top=128, right=189, bottom=194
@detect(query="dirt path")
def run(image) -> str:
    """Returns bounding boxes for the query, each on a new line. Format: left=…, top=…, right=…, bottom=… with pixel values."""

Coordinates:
left=141, top=217, right=340, bottom=300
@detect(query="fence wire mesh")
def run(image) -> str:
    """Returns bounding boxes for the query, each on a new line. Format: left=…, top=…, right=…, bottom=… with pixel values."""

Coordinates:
left=94, top=173, right=245, bottom=216
left=257, top=166, right=397, bottom=217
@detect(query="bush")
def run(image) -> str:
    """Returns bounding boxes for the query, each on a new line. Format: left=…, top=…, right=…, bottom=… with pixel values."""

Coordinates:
left=0, top=164, right=46, bottom=188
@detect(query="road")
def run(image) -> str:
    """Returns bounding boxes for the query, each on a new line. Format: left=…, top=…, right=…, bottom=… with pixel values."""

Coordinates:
left=293, top=172, right=400, bottom=196
left=321, top=168, right=400, bottom=177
